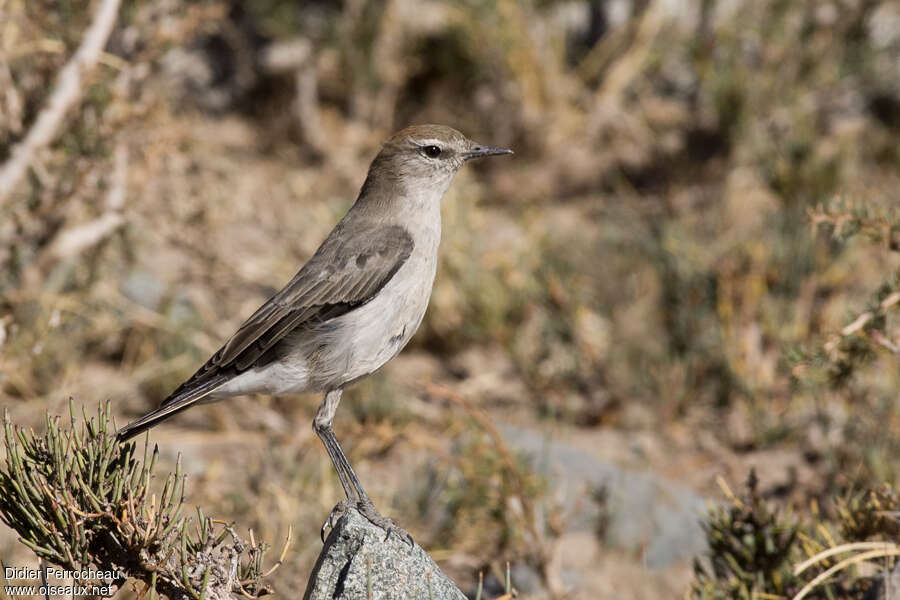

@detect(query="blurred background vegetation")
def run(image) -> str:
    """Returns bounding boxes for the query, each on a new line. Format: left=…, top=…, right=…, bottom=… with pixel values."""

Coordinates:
left=1, top=0, right=900, bottom=598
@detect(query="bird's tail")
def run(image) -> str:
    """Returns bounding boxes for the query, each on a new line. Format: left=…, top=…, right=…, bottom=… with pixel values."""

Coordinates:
left=116, top=375, right=228, bottom=442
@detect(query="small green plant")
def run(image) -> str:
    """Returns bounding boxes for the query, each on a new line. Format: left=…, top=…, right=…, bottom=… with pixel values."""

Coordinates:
left=838, top=486, right=900, bottom=542
left=690, top=471, right=800, bottom=600
left=0, top=400, right=288, bottom=599
left=690, top=474, right=900, bottom=600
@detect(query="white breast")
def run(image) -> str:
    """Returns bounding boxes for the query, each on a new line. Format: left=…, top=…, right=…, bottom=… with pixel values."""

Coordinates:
left=335, top=249, right=437, bottom=381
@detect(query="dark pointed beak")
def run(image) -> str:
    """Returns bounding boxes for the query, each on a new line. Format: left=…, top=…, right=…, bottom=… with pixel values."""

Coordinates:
left=462, top=145, right=514, bottom=161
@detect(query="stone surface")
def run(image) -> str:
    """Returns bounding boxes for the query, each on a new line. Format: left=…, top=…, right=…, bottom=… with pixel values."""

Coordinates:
left=864, top=560, right=900, bottom=600
left=303, top=508, right=466, bottom=600
left=499, top=424, right=708, bottom=568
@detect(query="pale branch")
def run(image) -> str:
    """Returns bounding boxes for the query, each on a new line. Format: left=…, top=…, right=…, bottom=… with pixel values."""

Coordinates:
left=823, top=291, right=900, bottom=354
left=807, top=202, right=900, bottom=251
left=258, top=38, right=327, bottom=156
left=0, top=0, right=122, bottom=206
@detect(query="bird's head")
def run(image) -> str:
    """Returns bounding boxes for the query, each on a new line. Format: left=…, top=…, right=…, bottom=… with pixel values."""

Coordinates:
left=361, top=124, right=512, bottom=204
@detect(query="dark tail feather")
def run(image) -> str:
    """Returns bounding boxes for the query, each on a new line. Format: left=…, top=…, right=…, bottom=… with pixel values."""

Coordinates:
left=116, top=375, right=228, bottom=442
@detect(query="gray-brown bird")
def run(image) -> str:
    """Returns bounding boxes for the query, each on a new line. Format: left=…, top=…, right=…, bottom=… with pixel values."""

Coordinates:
left=117, top=124, right=512, bottom=540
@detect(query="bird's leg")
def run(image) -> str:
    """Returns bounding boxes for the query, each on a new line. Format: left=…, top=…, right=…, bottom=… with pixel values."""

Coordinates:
left=313, top=389, right=413, bottom=545
left=313, top=390, right=357, bottom=500
left=313, top=389, right=356, bottom=539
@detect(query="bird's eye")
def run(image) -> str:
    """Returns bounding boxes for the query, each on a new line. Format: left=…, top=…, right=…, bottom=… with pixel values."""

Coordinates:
left=422, top=145, right=442, bottom=158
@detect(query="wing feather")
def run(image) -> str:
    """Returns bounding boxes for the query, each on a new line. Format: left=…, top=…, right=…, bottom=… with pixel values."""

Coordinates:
left=166, top=222, right=413, bottom=405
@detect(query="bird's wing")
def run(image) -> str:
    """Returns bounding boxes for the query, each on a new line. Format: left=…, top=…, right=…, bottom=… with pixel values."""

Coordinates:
left=180, top=221, right=413, bottom=388
left=116, top=221, right=414, bottom=441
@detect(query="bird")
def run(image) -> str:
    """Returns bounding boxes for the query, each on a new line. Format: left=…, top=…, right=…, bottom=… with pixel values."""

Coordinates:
left=116, top=124, right=513, bottom=541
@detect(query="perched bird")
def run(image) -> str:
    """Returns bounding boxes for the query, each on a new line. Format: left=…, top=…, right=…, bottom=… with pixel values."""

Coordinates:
left=117, top=124, right=512, bottom=541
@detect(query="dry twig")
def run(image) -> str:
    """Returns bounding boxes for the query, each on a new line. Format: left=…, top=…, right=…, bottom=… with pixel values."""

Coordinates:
left=823, top=291, right=900, bottom=354
left=0, top=0, right=122, bottom=206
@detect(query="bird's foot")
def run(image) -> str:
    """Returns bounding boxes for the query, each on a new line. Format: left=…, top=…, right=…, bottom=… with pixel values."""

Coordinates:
left=356, top=497, right=414, bottom=546
left=320, top=499, right=351, bottom=543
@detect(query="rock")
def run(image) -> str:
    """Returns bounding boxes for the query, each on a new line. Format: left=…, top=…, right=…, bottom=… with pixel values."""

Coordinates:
left=509, top=563, right=543, bottom=595
left=863, top=560, right=900, bottom=600
left=121, top=269, right=166, bottom=310
left=304, top=509, right=466, bottom=600
left=499, top=424, right=708, bottom=568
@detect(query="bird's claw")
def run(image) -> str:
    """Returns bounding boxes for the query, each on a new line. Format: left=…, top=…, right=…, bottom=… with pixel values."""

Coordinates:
left=320, top=499, right=351, bottom=543
left=319, top=498, right=413, bottom=546
left=356, top=497, right=414, bottom=546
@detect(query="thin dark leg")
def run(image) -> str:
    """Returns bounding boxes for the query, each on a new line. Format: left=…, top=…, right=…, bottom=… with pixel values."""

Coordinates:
left=326, top=432, right=373, bottom=504
left=316, top=426, right=358, bottom=501
left=313, top=390, right=358, bottom=501
left=313, top=389, right=413, bottom=545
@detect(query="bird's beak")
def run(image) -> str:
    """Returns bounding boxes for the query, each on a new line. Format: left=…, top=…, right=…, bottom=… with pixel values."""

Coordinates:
left=463, top=145, right=514, bottom=161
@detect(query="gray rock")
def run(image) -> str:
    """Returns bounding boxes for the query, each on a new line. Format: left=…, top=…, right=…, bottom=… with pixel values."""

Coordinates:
left=508, top=563, right=543, bottom=595
left=304, top=509, right=466, bottom=600
left=121, top=270, right=166, bottom=310
left=863, top=560, right=900, bottom=600
left=499, top=424, right=708, bottom=568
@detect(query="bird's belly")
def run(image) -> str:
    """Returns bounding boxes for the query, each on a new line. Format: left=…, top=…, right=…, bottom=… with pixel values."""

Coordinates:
left=327, top=263, right=434, bottom=385
left=213, top=358, right=312, bottom=397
